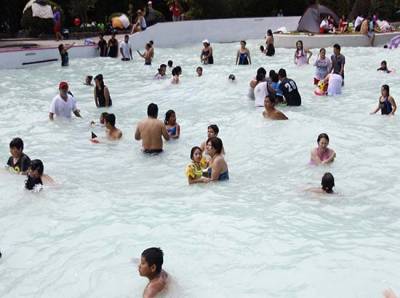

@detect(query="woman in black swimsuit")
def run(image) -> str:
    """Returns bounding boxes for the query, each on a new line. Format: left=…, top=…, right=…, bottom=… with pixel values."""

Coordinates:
left=200, top=40, right=214, bottom=64
left=94, top=74, right=112, bottom=107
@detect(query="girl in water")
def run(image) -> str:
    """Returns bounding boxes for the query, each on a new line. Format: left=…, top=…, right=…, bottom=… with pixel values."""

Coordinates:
left=185, top=147, right=209, bottom=184
left=265, top=29, right=275, bottom=56
left=310, top=133, right=336, bottom=165
left=371, top=85, right=397, bottom=115
left=205, top=137, right=229, bottom=181
left=313, top=48, right=332, bottom=85
left=25, top=159, right=54, bottom=191
left=94, top=74, right=112, bottom=107
left=58, top=42, right=75, bottom=67
left=249, top=67, right=267, bottom=99
left=308, top=172, right=335, bottom=194
left=164, top=110, right=180, bottom=139
left=236, top=40, right=251, bottom=65
left=200, top=40, right=214, bottom=64
left=294, top=40, right=312, bottom=66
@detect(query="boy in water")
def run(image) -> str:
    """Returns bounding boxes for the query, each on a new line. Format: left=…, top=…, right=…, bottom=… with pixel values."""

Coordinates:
left=196, top=66, right=203, bottom=77
left=138, top=247, right=168, bottom=298
left=105, top=113, right=122, bottom=140
left=6, top=137, right=31, bottom=174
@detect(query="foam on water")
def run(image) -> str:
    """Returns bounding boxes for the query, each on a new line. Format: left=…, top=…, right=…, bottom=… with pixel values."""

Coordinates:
left=0, top=41, right=400, bottom=297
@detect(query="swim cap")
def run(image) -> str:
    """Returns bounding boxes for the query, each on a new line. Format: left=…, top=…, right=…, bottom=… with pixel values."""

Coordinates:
left=59, top=81, right=68, bottom=90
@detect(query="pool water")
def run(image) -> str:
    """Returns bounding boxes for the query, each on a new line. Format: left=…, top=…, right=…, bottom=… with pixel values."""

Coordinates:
left=0, top=41, right=399, bottom=298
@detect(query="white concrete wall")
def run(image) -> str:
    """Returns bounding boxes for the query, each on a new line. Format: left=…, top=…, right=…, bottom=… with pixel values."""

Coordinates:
left=130, top=17, right=301, bottom=48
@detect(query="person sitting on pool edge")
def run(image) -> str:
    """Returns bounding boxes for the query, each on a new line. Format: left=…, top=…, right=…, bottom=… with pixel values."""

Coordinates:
left=186, top=146, right=209, bottom=184
left=310, top=133, right=336, bottom=165
left=200, top=124, right=225, bottom=155
left=105, top=113, right=122, bottom=140
left=164, top=110, right=180, bottom=139
left=204, top=137, right=229, bottom=181
left=263, top=96, right=288, bottom=120
left=25, top=159, right=55, bottom=191
left=6, top=137, right=31, bottom=175
left=138, top=247, right=168, bottom=298
left=371, top=84, right=397, bottom=116
left=307, top=172, right=335, bottom=194
left=135, top=103, right=170, bottom=154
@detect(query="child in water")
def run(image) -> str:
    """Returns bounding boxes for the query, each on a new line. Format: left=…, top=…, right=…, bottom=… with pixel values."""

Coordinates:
left=196, top=66, right=203, bottom=77
left=371, top=84, right=397, bottom=115
left=84, top=75, right=93, bottom=86
left=185, top=146, right=209, bottom=184
left=377, top=60, right=392, bottom=73
left=308, top=172, right=335, bottom=194
left=138, top=247, right=168, bottom=298
left=171, top=66, right=181, bottom=84
left=6, top=137, right=31, bottom=175
left=25, top=159, right=54, bottom=191
left=164, top=110, right=180, bottom=139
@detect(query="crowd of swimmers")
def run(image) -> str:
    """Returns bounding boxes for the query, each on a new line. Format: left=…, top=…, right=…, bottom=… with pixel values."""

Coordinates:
left=4, top=29, right=400, bottom=297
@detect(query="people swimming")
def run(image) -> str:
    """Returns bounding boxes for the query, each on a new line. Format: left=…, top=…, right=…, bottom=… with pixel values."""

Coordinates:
left=171, top=66, right=181, bottom=84
left=314, top=48, right=332, bottom=85
left=228, top=74, right=235, bottom=81
left=263, top=96, right=288, bottom=120
left=200, top=124, right=225, bottom=155
left=58, top=42, right=75, bottom=67
left=278, top=68, right=302, bottom=106
left=236, top=40, right=251, bottom=65
left=84, top=75, right=93, bottom=86
left=154, top=64, right=167, bottom=79
left=164, top=110, right=180, bottom=139
left=371, top=84, right=397, bottom=116
left=377, top=60, right=392, bottom=73
left=185, top=146, right=209, bottom=184
left=167, top=60, right=173, bottom=69
left=204, top=137, right=229, bottom=181
left=135, top=103, right=170, bottom=154
left=310, top=133, right=336, bottom=165
left=265, top=29, right=275, bottom=56
left=94, top=74, right=112, bottom=107
left=25, top=159, right=54, bottom=191
left=49, top=81, right=82, bottom=120
left=139, top=247, right=168, bottom=298
left=196, top=66, right=203, bottom=77
left=6, top=137, right=31, bottom=175
left=294, top=40, right=312, bottom=66
left=200, top=40, right=214, bottom=64
left=105, top=113, right=122, bottom=140
left=137, top=43, right=153, bottom=65
left=308, top=172, right=335, bottom=194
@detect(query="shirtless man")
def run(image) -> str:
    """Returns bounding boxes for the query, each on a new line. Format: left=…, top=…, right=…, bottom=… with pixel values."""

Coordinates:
left=138, top=247, right=168, bottom=298
left=135, top=103, right=169, bottom=153
left=263, top=96, right=288, bottom=120
left=104, top=113, right=122, bottom=140
left=360, top=17, right=375, bottom=46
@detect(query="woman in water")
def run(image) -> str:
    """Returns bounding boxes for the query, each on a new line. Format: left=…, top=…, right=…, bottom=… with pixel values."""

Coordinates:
left=164, top=110, right=180, bottom=139
left=205, top=137, right=229, bottom=181
left=313, top=48, right=332, bottom=85
left=200, top=40, right=214, bottom=64
left=310, top=133, right=336, bottom=165
left=308, top=172, right=335, bottom=194
left=294, top=40, right=312, bottom=66
left=137, top=43, right=153, bottom=65
left=377, top=60, right=392, bottom=73
left=185, top=147, right=209, bottom=184
left=94, top=74, right=112, bottom=107
left=371, top=84, right=397, bottom=116
left=249, top=67, right=267, bottom=99
left=25, top=159, right=54, bottom=191
left=263, top=96, right=288, bottom=120
left=265, top=29, right=275, bottom=56
left=58, top=42, right=75, bottom=67
left=236, top=40, right=251, bottom=65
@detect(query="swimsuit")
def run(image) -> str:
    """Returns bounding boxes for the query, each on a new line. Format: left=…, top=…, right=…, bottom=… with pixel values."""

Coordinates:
left=95, top=86, right=112, bottom=107
left=266, top=43, right=275, bottom=56
left=60, top=51, right=69, bottom=66
left=380, top=97, right=392, bottom=115
left=295, top=49, right=307, bottom=65
left=202, top=49, right=214, bottom=64
left=238, top=52, right=249, bottom=65
left=143, top=148, right=163, bottom=154
left=207, top=168, right=229, bottom=181
left=167, top=126, right=177, bottom=136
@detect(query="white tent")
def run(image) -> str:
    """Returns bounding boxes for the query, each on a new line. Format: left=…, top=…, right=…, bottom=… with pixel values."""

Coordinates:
left=23, top=0, right=54, bottom=19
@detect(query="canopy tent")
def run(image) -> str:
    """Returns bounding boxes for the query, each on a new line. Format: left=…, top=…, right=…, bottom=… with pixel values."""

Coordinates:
left=23, top=0, right=53, bottom=19
left=297, top=4, right=339, bottom=33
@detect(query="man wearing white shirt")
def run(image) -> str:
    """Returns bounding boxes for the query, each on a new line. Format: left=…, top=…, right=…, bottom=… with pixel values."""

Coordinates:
left=49, top=81, right=81, bottom=120
left=120, top=34, right=133, bottom=61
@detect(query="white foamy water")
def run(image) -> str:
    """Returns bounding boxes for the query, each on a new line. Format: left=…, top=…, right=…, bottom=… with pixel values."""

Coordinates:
left=0, top=41, right=400, bottom=298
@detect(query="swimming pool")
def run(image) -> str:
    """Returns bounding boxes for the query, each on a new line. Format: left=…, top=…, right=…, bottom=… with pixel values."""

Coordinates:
left=0, top=41, right=399, bottom=297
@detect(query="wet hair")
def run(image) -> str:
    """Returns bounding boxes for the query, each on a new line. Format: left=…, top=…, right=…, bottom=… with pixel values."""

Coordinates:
left=164, top=109, right=175, bottom=125
left=256, top=72, right=265, bottom=82
left=167, top=60, right=173, bottom=67
left=9, top=137, right=24, bottom=150
left=257, top=67, right=267, bottom=76
left=296, top=40, right=303, bottom=49
left=267, top=29, right=273, bottom=37
left=105, top=113, right=116, bottom=127
left=25, top=159, right=44, bottom=190
left=86, top=75, right=93, bottom=83
left=58, top=44, right=64, bottom=53
left=208, top=124, right=219, bottom=135
left=146, top=43, right=152, bottom=49
left=321, top=172, right=335, bottom=193
left=94, top=74, right=105, bottom=89
left=172, top=67, right=179, bottom=76
left=278, top=68, right=287, bottom=78
left=100, top=112, right=108, bottom=119
left=333, top=43, right=341, bottom=51
left=228, top=74, right=235, bottom=81
left=190, top=146, right=202, bottom=159
left=381, top=84, right=390, bottom=95
left=240, top=40, right=246, bottom=46
left=381, top=60, right=387, bottom=66
left=176, top=66, right=182, bottom=74
left=270, top=70, right=279, bottom=83
left=147, top=103, right=158, bottom=118
left=149, top=40, right=154, bottom=45
left=196, top=66, right=203, bottom=72
left=266, top=96, right=276, bottom=105
left=141, top=247, right=163, bottom=274
left=260, top=45, right=265, bottom=52
left=206, top=137, right=223, bottom=154
left=160, top=64, right=167, bottom=69
left=317, top=133, right=329, bottom=143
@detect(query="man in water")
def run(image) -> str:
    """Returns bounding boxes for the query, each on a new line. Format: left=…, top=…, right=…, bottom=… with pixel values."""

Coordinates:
left=278, top=68, right=301, bottom=106
left=330, top=43, right=345, bottom=85
left=120, top=35, right=132, bottom=61
left=135, top=103, right=169, bottom=153
left=105, top=113, right=122, bottom=140
left=49, top=82, right=81, bottom=120
left=138, top=247, right=168, bottom=298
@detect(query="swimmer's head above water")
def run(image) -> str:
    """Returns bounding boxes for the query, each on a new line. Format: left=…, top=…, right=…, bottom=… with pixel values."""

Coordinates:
left=139, top=247, right=164, bottom=277
left=25, top=159, right=44, bottom=190
left=196, top=66, right=203, bottom=76
left=147, top=103, right=158, bottom=118
left=321, top=172, right=335, bottom=193
left=207, top=124, right=219, bottom=138
left=228, top=74, right=235, bottom=81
